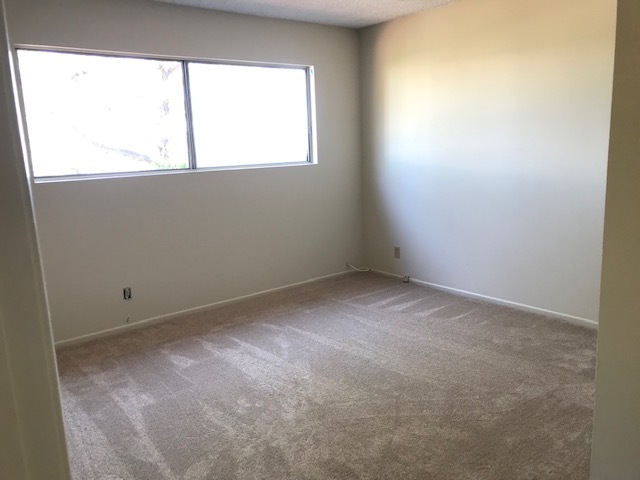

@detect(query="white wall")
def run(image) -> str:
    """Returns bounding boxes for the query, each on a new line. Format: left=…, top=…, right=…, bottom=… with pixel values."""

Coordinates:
left=6, top=0, right=618, bottom=341
left=0, top=1, right=70, bottom=477
left=5, top=0, right=362, bottom=343
left=360, top=0, right=616, bottom=322
left=591, top=0, right=640, bottom=477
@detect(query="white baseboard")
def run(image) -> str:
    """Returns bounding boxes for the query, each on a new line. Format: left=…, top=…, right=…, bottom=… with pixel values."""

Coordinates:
left=371, top=269, right=598, bottom=330
left=56, top=268, right=597, bottom=348
left=55, top=270, right=355, bottom=349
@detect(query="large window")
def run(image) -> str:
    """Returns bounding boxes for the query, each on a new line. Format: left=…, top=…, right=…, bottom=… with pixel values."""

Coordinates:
left=16, top=49, right=316, bottom=179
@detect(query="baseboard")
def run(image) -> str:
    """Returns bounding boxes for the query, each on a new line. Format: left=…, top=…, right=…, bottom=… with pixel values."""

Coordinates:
left=55, top=270, right=355, bottom=349
left=371, top=269, right=598, bottom=330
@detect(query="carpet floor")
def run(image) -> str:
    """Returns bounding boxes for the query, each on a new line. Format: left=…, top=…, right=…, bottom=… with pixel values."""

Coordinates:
left=56, top=273, right=597, bottom=480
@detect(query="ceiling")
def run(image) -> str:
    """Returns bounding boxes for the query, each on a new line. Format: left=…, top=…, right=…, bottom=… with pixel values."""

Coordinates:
left=153, top=0, right=456, bottom=28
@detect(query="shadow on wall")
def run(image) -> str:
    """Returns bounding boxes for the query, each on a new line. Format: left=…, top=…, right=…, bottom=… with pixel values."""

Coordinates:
left=360, top=0, right=615, bottom=322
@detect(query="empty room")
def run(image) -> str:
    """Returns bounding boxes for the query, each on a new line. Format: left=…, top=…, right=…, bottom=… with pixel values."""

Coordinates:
left=1, top=0, right=639, bottom=479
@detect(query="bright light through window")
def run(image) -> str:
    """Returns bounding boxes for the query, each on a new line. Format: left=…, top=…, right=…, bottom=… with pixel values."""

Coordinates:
left=16, top=49, right=316, bottom=179
left=188, top=63, right=310, bottom=168
left=17, top=50, right=189, bottom=177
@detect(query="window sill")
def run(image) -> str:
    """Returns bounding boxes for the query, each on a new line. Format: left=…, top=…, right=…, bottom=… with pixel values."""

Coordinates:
left=32, top=160, right=317, bottom=184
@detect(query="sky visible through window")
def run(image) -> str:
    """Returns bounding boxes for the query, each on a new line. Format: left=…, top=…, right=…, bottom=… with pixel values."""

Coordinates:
left=189, top=63, right=309, bottom=168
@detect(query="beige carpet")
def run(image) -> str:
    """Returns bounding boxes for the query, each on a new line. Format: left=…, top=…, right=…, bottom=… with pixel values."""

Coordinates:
left=56, top=273, right=596, bottom=480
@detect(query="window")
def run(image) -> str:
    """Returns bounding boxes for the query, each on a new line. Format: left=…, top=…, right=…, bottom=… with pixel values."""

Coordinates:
left=189, top=63, right=311, bottom=168
left=16, top=49, right=316, bottom=179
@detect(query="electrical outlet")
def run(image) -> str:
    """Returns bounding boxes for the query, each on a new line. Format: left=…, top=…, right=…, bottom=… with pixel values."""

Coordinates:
left=123, top=287, right=132, bottom=300
left=394, top=246, right=401, bottom=259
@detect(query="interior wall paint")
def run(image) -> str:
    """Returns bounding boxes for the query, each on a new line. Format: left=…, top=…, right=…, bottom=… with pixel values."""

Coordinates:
left=359, top=0, right=616, bottom=322
left=5, top=0, right=362, bottom=342
left=0, top=0, right=71, bottom=477
left=0, top=316, right=27, bottom=480
left=590, top=0, right=640, bottom=477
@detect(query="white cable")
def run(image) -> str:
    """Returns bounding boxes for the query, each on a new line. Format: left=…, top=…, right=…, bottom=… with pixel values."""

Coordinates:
left=346, top=262, right=371, bottom=272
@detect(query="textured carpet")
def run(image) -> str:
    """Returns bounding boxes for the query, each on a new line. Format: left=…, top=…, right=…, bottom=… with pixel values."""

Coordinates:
left=56, top=273, right=597, bottom=480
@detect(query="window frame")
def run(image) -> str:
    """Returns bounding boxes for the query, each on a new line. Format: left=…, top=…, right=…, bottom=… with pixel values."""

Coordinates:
left=13, top=45, right=318, bottom=183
